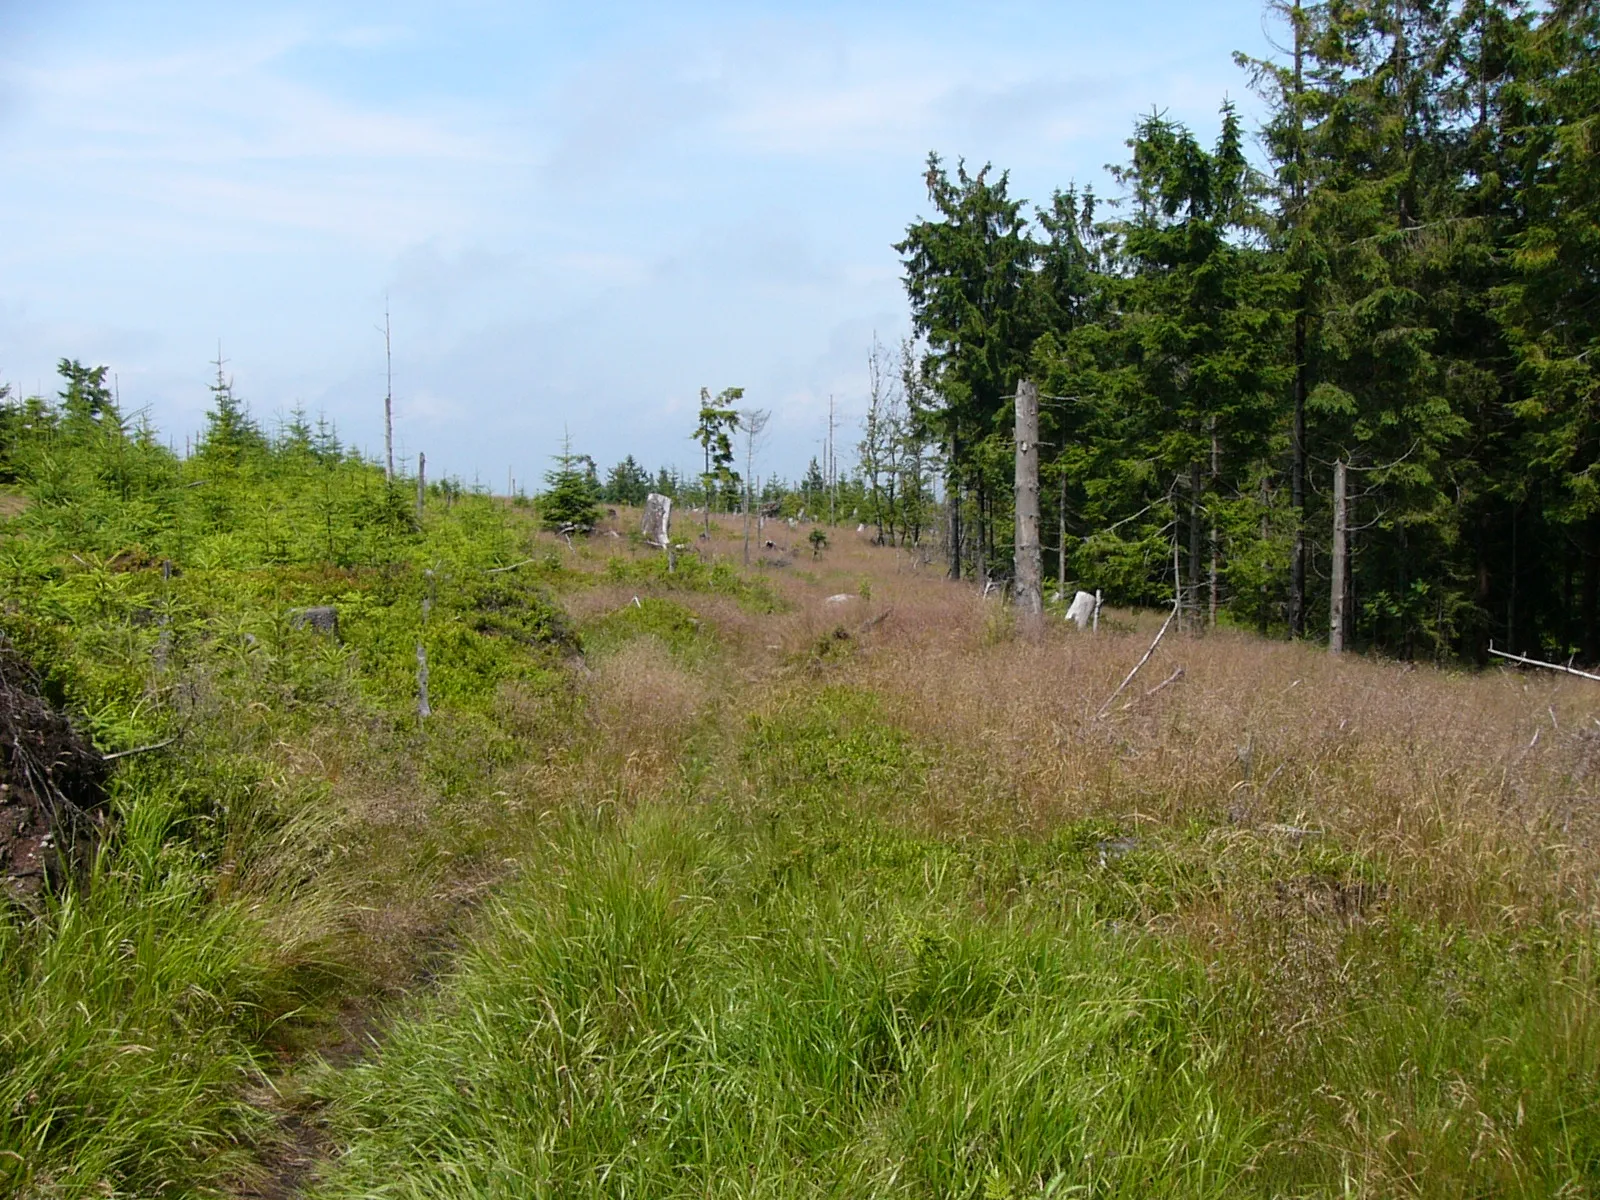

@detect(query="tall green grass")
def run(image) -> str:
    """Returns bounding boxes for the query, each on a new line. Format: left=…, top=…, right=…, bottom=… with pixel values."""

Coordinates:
left=313, top=689, right=1600, bottom=1199
left=314, top=810, right=1261, bottom=1199
left=0, top=773, right=319, bottom=1196
left=0, top=438, right=589, bottom=1193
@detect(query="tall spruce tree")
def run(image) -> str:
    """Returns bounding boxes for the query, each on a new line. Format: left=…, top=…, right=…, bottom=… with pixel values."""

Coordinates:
left=693, top=388, right=742, bottom=534
left=898, top=157, right=1036, bottom=579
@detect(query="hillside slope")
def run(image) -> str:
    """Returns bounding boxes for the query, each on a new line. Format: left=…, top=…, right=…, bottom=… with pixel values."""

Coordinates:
left=2, top=434, right=1599, bottom=1198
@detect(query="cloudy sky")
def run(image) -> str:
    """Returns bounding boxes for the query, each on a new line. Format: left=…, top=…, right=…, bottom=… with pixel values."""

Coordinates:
left=0, top=0, right=1286, bottom=488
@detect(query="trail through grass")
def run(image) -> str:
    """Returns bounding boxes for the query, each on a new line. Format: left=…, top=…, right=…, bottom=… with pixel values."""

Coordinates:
left=5, top=440, right=1600, bottom=1197
left=307, top=681, right=1600, bottom=1198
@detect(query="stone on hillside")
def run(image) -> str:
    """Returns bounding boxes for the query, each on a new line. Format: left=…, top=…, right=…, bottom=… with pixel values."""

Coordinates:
left=291, top=606, right=340, bottom=636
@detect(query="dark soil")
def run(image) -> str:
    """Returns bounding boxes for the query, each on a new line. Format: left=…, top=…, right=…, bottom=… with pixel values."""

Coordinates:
left=0, top=639, right=108, bottom=899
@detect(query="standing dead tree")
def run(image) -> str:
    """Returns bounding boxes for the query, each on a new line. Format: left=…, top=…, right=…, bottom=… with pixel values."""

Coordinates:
left=1330, top=457, right=1348, bottom=654
left=1325, top=445, right=1411, bottom=654
left=380, top=299, right=395, bottom=482
left=740, top=407, right=770, bottom=566
left=1013, top=379, right=1043, bottom=636
left=860, top=339, right=907, bottom=546
left=417, top=568, right=435, bottom=720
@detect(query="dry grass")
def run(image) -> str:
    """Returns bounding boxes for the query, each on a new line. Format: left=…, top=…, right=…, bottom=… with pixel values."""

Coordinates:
left=523, top=514, right=1600, bottom=944
left=243, top=510, right=1600, bottom=1196
left=856, top=621, right=1597, bottom=927
left=585, top=637, right=709, bottom=770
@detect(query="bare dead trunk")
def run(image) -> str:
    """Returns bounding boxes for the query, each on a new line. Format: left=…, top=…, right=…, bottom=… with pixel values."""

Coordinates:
left=1288, top=8, right=1309, bottom=640
left=418, top=568, right=435, bottom=719
left=1013, top=380, right=1043, bottom=636
left=1057, top=461, right=1068, bottom=597
left=1258, top=481, right=1270, bottom=636
left=383, top=303, right=394, bottom=482
left=948, top=432, right=962, bottom=581
left=976, top=479, right=988, bottom=584
left=416, top=451, right=426, bottom=522
left=1209, top=426, right=1219, bottom=628
left=1330, top=458, right=1347, bottom=654
left=1188, top=462, right=1202, bottom=630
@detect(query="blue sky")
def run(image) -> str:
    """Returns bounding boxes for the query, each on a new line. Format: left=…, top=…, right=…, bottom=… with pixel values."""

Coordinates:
left=0, top=0, right=1287, bottom=488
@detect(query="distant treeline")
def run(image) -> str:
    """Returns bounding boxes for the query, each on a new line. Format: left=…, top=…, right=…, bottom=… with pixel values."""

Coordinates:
left=0, top=360, right=910, bottom=546
left=897, top=0, right=1597, bottom=662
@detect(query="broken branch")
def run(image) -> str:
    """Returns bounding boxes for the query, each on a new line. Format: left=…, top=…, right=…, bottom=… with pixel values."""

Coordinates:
left=1488, top=644, right=1600, bottom=683
left=1096, top=603, right=1178, bottom=720
left=101, top=733, right=181, bottom=762
left=1122, top=665, right=1184, bottom=710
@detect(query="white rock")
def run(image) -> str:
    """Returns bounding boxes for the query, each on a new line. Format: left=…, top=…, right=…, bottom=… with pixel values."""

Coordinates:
left=1066, top=590, right=1099, bottom=630
left=824, top=593, right=854, bottom=605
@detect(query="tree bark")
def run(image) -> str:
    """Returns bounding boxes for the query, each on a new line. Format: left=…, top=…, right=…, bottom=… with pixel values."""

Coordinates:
left=1330, top=458, right=1348, bottom=654
left=1290, top=316, right=1308, bottom=638
left=418, top=567, right=435, bottom=719
left=1258, top=482, right=1270, bottom=636
left=948, top=434, right=962, bottom=581
left=383, top=303, right=395, bottom=482
left=1057, top=459, right=1068, bottom=597
left=1288, top=6, right=1308, bottom=640
left=416, top=451, right=426, bottom=522
left=1188, top=462, right=1203, bottom=630
left=976, top=479, right=988, bottom=584
left=1013, top=380, right=1043, bottom=635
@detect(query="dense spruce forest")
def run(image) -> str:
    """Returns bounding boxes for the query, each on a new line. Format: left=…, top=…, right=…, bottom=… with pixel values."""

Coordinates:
left=896, top=0, right=1598, bottom=662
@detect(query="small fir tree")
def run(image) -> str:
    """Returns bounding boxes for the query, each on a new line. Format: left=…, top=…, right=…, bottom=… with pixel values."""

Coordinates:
left=694, top=387, right=743, bottom=533
left=542, top=432, right=601, bottom=532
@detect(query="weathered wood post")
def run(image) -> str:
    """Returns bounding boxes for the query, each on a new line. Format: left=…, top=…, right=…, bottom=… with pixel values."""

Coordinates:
left=417, top=568, right=434, bottom=720
left=1329, top=458, right=1347, bottom=654
left=1014, top=379, right=1043, bottom=636
left=383, top=301, right=394, bottom=482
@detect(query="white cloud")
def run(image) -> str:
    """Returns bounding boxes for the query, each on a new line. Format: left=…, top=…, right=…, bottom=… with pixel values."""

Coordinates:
left=0, top=24, right=508, bottom=250
left=0, top=0, right=1279, bottom=484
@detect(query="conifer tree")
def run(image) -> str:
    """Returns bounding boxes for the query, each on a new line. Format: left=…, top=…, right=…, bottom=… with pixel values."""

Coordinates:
left=198, top=354, right=266, bottom=466
left=693, top=388, right=742, bottom=534
left=898, top=157, right=1036, bottom=578
left=604, top=455, right=651, bottom=506
left=541, top=432, right=601, bottom=532
left=57, top=360, right=122, bottom=446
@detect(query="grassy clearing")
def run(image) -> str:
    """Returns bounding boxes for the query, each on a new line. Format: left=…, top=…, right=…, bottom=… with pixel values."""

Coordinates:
left=313, top=808, right=1260, bottom=1199
left=5, top=457, right=1600, bottom=1197
left=309, top=678, right=1600, bottom=1198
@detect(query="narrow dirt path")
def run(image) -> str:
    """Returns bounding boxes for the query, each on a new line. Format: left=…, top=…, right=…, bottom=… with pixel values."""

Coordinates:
left=229, top=580, right=793, bottom=1197
left=233, top=1005, right=385, bottom=1198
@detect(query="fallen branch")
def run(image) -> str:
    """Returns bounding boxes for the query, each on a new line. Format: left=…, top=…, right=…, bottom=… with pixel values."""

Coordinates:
left=1122, top=665, right=1184, bottom=710
left=859, top=608, right=893, bottom=634
left=101, top=733, right=181, bottom=762
left=1488, top=643, right=1600, bottom=683
left=1096, top=603, right=1178, bottom=720
left=486, top=558, right=538, bottom=575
